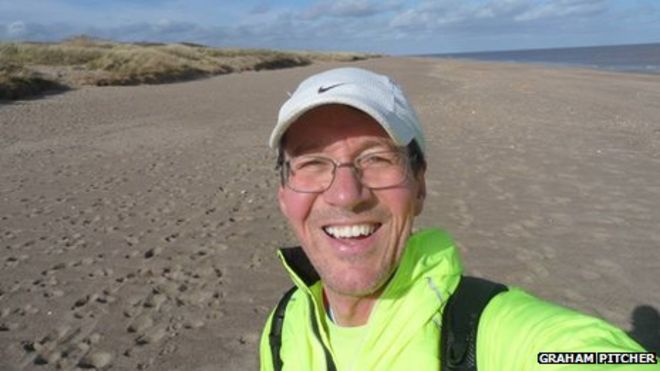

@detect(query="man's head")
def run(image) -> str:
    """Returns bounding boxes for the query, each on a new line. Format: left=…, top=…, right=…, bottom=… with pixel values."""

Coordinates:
left=270, top=68, right=427, bottom=298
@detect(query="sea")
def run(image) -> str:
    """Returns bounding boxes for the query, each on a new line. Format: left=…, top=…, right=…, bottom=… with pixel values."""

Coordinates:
left=425, top=43, right=660, bottom=75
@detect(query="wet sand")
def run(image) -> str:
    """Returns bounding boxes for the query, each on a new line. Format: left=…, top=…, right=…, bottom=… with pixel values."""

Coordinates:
left=1, top=57, right=659, bottom=370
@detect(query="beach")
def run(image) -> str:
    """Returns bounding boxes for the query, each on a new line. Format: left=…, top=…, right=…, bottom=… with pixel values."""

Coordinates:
left=1, top=57, right=659, bottom=370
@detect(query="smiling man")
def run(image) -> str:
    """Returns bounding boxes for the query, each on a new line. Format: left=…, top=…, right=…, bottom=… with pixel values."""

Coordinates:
left=275, top=103, right=425, bottom=327
left=259, top=68, right=655, bottom=371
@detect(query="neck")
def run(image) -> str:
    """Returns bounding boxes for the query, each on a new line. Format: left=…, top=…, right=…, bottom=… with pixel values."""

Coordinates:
left=324, top=287, right=382, bottom=327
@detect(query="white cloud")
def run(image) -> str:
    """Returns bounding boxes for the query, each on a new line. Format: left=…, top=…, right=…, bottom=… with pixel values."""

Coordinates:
left=0, top=0, right=658, bottom=54
left=250, top=2, right=271, bottom=15
left=301, top=0, right=400, bottom=21
left=389, top=1, right=456, bottom=30
left=0, top=20, right=80, bottom=41
left=515, top=0, right=607, bottom=21
left=153, top=19, right=196, bottom=34
left=389, top=0, right=608, bottom=34
left=7, top=20, right=26, bottom=36
left=475, top=0, right=528, bottom=19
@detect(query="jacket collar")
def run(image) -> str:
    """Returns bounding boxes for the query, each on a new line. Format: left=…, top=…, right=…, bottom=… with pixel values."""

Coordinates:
left=276, top=228, right=463, bottom=369
left=278, top=246, right=320, bottom=287
left=277, top=228, right=463, bottom=295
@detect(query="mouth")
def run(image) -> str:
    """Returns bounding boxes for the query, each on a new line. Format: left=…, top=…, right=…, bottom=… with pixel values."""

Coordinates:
left=322, top=223, right=381, bottom=240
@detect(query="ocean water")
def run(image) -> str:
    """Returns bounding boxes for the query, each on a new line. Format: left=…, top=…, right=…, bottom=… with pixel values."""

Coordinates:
left=426, top=43, right=660, bottom=75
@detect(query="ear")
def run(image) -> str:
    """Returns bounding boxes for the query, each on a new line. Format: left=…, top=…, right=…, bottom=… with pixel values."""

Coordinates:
left=413, top=170, right=426, bottom=216
left=278, top=186, right=289, bottom=217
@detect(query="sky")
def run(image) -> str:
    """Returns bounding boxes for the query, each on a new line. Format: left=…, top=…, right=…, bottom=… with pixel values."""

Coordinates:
left=1, top=0, right=659, bottom=55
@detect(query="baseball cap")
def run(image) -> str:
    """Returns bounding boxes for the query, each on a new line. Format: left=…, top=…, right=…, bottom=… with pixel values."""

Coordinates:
left=269, top=67, right=425, bottom=154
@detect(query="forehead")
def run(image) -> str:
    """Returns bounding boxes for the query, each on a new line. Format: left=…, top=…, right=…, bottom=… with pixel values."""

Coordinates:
left=282, top=104, right=395, bottom=155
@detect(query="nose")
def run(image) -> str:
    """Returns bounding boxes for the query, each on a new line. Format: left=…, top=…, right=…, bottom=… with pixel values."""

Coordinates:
left=322, top=165, right=373, bottom=210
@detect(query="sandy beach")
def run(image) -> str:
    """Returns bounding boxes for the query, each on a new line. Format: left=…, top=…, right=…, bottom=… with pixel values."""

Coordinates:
left=1, top=57, right=659, bottom=370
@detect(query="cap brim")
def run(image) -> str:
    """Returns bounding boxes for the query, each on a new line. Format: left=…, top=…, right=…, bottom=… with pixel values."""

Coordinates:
left=269, top=95, right=406, bottom=150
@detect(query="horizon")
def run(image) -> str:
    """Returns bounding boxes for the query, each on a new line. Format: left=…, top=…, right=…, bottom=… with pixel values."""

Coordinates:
left=1, top=0, right=660, bottom=55
left=6, top=36, right=660, bottom=58
left=419, top=40, right=660, bottom=56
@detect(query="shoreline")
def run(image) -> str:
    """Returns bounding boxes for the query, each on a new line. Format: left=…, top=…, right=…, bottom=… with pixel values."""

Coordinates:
left=417, top=42, right=660, bottom=76
left=424, top=56, right=660, bottom=76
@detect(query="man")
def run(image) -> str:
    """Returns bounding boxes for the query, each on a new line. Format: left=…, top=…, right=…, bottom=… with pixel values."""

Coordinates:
left=259, top=67, right=655, bottom=370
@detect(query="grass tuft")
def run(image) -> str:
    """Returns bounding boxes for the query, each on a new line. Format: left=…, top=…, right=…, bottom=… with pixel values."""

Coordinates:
left=0, top=64, right=67, bottom=100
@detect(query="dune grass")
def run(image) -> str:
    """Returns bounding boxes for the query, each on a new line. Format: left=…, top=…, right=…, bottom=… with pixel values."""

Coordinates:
left=0, top=36, right=378, bottom=100
left=0, top=64, right=68, bottom=100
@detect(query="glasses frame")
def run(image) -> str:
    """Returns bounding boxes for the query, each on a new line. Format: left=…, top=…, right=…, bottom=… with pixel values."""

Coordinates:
left=280, top=148, right=414, bottom=193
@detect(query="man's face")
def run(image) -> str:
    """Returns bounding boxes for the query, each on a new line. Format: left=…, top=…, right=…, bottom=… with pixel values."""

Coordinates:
left=278, top=104, right=425, bottom=297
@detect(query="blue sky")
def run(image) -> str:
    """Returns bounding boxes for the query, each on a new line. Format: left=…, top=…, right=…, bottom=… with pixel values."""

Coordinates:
left=1, top=0, right=659, bottom=54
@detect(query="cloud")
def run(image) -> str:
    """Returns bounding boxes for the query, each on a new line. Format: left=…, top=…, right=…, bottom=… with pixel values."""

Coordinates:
left=0, top=20, right=82, bottom=41
left=153, top=19, right=198, bottom=35
left=389, top=0, right=607, bottom=33
left=250, top=2, right=271, bottom=15
left=515, top=0, right=607, bottom=22
left=389, top=0, right=497, bottom=30
left=7, top=20, right=27, bottom=36
left=0, top=0, right=657, bottom=54
left=475, top=0, right=529, bottom=19
left=91, top=21, right=219, bottom=44
left=301, top=0, right=400, bottom=21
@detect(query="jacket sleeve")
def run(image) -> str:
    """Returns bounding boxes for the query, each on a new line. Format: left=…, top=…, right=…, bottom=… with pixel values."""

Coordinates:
left=477, top=288, right=659, bottom=370
left=259, top=309, right=276, bottom=371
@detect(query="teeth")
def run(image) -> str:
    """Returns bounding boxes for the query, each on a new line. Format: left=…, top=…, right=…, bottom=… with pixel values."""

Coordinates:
left=324, top=224, right=376, bottom=239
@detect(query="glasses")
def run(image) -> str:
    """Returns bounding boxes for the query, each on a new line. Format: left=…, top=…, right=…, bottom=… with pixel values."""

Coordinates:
left=281, top=149, right=412, bottom=193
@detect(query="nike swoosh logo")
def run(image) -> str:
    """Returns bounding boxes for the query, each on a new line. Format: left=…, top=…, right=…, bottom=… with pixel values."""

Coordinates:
left=318, top=83, right=345, bottom=94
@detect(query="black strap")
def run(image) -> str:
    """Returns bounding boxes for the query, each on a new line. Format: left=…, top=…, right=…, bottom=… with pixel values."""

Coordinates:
left=268, top=286, right=337, bottom=371
left=441, top=276, right=508, bottom=371
left=269, top=286, right=297, bottom=371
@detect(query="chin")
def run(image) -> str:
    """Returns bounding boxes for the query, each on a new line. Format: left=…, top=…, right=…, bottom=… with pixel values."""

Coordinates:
left=324, top=265, right=392, bottom=297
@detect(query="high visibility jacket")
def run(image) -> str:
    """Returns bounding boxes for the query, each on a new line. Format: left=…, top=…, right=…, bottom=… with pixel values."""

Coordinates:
left=259, top=228, right=656, bottom=370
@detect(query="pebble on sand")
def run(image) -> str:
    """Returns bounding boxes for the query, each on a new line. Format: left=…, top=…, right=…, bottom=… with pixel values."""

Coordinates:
left=144, top=247, right=163, bottom=258
left=136, top=325, right=167, bottom=345
left=144, top=293, right=167, bottom=309
left=79, top=351, right=113, bottom=369
left=128, top=314, right=153, bottom=333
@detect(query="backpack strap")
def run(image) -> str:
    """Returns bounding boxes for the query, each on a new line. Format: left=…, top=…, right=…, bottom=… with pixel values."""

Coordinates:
left=441, top=275, right=508, bottom=371
left=269, top=286, right=298, bottom=371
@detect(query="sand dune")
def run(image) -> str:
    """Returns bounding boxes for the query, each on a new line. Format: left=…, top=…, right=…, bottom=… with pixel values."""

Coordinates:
left=1, top=57, right=659, bottom=370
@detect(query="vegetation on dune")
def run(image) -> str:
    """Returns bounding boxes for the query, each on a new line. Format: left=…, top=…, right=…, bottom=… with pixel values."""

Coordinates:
left=0, top=36, right=378, bottom=100
left=0, top=64, right=67, bottom=100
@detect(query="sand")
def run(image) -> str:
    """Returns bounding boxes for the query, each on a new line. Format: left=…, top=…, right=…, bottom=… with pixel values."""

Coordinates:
left=1, top=57, right=659, bottom=370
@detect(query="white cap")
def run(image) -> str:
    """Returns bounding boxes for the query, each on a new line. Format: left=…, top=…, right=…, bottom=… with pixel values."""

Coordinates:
left=269, top=67, right=425, bottom=153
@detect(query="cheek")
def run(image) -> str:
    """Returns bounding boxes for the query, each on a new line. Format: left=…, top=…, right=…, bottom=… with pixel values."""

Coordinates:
left=278, top=188, right=317, bottom=225
left=397, top=178, right=425, bottom=217
left=384, top=189, right=419, bottom=218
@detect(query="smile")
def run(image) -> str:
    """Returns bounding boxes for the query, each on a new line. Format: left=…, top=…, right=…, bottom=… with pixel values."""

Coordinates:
left=323, top=223, right=380, bottom=239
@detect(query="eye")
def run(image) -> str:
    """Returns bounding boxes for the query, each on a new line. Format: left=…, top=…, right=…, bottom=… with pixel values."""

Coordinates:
left=290, top=157, right=332, bottom=172
left=360, top=152, right=399, bottom=167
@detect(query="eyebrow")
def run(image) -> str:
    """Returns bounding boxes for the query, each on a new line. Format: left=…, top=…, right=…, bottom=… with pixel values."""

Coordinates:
left=289, top=141, right=322, bottom=156
left=288, top=138, right=397, bottom=157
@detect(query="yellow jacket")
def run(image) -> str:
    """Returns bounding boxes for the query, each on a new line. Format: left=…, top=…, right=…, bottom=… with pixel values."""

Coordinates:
left=260, top=229, right=656, bottom=370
